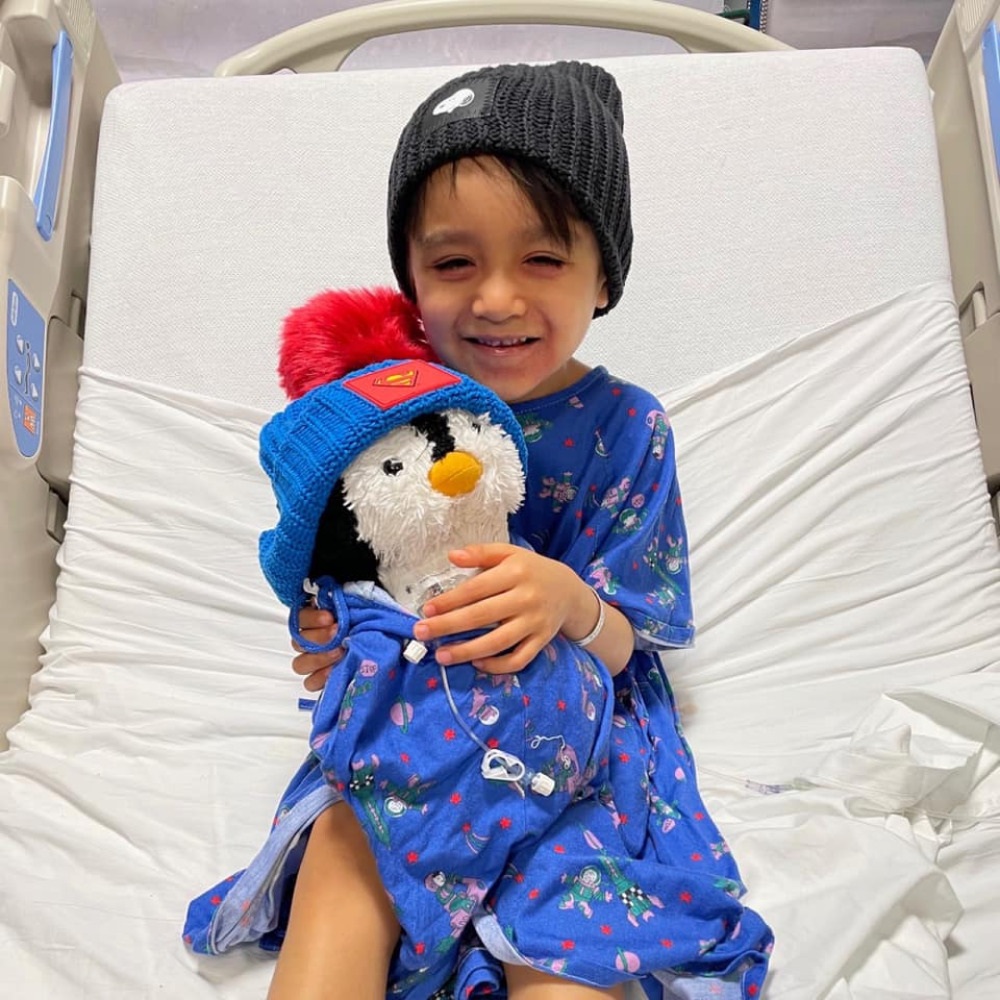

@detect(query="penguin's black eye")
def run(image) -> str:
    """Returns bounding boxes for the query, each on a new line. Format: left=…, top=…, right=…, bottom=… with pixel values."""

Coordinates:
left=470, top=419, right=482, bottom=432
left=382, top=459, right=404, bottom=476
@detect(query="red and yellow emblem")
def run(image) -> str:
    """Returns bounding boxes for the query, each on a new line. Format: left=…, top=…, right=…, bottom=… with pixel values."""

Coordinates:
left=376, top=370, right=419, bottom=388
left=343, top=360, right=460, bottom=410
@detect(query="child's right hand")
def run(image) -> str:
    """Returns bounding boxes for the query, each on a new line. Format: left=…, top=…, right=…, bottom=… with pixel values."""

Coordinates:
left=291, top=606, right=343, bottom=691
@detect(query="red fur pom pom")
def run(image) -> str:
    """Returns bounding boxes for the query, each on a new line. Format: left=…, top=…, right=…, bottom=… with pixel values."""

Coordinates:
left=278, top=287, right=436, bottom=400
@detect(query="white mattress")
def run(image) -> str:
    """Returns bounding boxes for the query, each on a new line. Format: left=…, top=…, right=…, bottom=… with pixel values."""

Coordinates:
left=3, top=47, right=999, bottom=999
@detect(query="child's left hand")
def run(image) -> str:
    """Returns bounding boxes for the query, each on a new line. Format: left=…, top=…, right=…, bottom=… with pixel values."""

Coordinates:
left=413, top=544, right=587, bottom=674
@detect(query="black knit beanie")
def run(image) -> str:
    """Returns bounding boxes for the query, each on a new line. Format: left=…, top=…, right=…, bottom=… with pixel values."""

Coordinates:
left=387, top=61, right=632, bottom=317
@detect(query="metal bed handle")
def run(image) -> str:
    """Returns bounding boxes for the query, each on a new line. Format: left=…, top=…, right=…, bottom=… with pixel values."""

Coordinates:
left=215, top=0, right=791, bottom=77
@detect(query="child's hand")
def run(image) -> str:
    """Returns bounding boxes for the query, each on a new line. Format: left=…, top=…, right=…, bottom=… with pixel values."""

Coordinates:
left=291, top=606, right=344, bottom=692
left=413, top=544, right=587, bottom=674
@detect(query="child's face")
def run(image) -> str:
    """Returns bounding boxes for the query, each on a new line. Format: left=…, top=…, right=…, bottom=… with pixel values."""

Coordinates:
left=407, top=157, right=609, bottom=404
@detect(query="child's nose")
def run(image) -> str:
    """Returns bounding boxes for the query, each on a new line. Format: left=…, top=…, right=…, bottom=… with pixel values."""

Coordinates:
left=472, top=271, right=526, bottom=321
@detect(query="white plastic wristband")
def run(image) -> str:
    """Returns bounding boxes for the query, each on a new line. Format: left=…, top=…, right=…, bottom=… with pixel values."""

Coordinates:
left=572, top=587, right=607, bottom=649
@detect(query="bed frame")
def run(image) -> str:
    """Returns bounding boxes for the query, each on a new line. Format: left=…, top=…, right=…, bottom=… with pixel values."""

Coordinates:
left=0, top=0, right=996, bottom=748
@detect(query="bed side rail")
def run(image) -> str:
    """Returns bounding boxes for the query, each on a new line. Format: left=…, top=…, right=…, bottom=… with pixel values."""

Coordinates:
left=0, top=0, right=119, bottom=746
left=930, top=0, right=1000, bottom=502
left=215, top=0, right=790, bottom=77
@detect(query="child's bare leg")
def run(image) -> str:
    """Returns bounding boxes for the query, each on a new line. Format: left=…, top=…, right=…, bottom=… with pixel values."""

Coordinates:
left=267, top=802, right=399, bottom=1000
left=505, top=964, right=626, bottom=1000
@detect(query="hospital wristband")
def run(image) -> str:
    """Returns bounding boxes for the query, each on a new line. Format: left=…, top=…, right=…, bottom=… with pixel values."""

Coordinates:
left=571, top=587, right=607, bottom=649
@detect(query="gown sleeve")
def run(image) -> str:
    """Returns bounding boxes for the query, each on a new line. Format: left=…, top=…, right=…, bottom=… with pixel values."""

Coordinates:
left=558, top=400, right=695, bottom=651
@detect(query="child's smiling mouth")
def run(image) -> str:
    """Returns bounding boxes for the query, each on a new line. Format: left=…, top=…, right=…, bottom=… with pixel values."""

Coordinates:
left=465, top=336, right=538, bottom=349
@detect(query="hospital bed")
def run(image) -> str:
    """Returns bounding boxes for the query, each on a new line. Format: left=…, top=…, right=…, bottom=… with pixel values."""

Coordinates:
left=1, top=0, right=999, bottom=995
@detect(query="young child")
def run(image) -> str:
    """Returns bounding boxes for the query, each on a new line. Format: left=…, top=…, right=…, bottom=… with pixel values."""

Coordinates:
left=228, top=62, right=770, bottom=999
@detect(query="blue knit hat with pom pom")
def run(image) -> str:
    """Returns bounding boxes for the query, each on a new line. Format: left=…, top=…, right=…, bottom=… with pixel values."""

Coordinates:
left=259, top=358, right=527, bottom=609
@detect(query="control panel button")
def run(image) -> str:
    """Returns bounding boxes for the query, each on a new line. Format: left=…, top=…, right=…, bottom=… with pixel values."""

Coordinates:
left=7, top=280, right=44, bottom=458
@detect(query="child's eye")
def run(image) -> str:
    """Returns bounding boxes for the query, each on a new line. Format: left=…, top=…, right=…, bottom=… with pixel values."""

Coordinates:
left=527, top=255, right=565, bottom=268
left=382, top=459, right=404, bottom=476
left=432, top=258, right=472, bottom=272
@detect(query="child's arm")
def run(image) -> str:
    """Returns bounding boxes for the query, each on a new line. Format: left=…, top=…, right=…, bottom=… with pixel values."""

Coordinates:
left=413, top=544, right=635, bottom=676
left=418, top=401, right=694, bottom=672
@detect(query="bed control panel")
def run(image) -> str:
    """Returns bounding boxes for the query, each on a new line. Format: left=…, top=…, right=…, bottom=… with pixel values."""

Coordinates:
left=6, top=279, right=45, bottom=459
left=0, top=6, right=68, bottom=471
left=0, top=0, right=114, bottom=472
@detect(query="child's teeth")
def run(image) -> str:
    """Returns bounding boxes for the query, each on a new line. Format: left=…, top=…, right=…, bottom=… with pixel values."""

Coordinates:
left=480, top=337, right=528, bottom=346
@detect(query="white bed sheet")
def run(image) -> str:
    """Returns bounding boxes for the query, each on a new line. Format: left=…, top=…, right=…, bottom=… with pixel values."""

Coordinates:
left=3, top=283, right=999, bottom=998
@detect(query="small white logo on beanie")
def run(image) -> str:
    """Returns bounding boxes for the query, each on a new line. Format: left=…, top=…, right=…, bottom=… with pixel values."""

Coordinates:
left=433, top=88, right=475, bottom=116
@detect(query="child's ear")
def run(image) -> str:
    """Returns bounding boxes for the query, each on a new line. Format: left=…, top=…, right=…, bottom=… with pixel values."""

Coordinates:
left=596, top=275, right=609, bottom=311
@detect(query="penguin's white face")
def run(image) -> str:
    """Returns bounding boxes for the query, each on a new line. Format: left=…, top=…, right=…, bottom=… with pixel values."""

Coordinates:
left=340, top=409, right=524, bottom=608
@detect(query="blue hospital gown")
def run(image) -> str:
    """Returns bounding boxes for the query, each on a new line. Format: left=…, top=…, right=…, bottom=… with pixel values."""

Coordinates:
left=184, top=367, right=773, bottom=999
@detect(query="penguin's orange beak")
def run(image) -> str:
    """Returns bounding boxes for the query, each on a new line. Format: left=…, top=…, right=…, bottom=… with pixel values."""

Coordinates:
left=428, top=452, right=483, bottom=497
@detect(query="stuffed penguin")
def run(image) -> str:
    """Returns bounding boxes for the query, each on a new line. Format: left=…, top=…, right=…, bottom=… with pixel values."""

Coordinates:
left=309, top=396, right=525, bottom=615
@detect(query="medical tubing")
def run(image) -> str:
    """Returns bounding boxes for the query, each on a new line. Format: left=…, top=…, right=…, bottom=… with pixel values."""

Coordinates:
left=438, top=661, right=529, bottom=797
